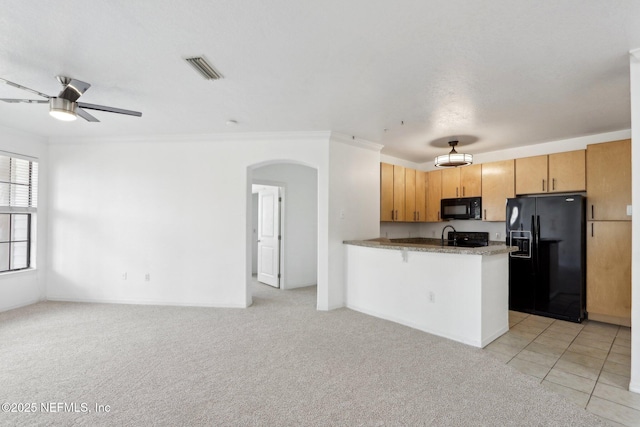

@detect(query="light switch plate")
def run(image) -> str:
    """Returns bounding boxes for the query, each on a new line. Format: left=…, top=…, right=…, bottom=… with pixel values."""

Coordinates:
left=627, top=205, right=633, bottom=216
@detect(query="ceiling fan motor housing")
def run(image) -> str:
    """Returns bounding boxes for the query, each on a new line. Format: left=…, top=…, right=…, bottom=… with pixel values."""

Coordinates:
left=49, top=97, right=78, bottom=121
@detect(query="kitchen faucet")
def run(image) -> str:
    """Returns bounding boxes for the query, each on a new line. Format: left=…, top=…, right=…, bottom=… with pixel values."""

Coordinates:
left=441, top=225, right=457, bottom=246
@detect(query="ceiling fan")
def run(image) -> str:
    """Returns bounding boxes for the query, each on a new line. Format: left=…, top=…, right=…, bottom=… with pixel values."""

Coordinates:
left=0, top=75, right=142, bottom=122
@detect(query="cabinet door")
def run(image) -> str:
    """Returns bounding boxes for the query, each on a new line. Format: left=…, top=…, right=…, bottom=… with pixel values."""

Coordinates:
left=405, top=168, right=416, bottom=222
left=393, top=165, right=406, bottom=221
left=441, top=168, right=460, bottom=199
left=586, top=139, right=631, bottom=221
left=515, top=155, right=548, bottom=195
left=415, top=170, right=427, bottom=222
left=426, top=170, right=442, bottom=222
left=380, top=163, right=394, bottom=222
left=481, top=160, right=514, bottom=221
left=548, top=150, right=585, bottom=193
left=460, top=164, right=482, bottom=197
left=587, top=221, right=631, bottom=324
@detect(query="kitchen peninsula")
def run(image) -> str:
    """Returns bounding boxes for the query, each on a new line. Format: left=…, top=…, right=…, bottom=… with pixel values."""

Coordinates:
left=344, top=238, right=515, bottom=348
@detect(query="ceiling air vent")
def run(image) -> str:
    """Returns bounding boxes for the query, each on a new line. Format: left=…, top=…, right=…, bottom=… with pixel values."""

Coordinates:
left=185, top=56, right=223, bottom=80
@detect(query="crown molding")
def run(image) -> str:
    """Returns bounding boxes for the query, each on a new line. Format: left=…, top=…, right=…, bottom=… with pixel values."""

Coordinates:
left=47, top=130, right=334, bottom=145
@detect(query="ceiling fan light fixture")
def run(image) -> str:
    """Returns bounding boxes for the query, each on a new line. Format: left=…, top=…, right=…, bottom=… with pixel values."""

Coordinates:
left=435, top=140, right=473, bottom=167
left=49, top=97, right=77, bottom=121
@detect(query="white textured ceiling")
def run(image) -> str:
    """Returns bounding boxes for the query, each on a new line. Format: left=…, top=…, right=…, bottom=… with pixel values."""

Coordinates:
left=1, top=1, right=639, bottom=163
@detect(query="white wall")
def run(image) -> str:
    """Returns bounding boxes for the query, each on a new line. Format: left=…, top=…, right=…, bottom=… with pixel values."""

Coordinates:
left=629, top=50, right=639, bottom=394
left=47, top=132, right=330, bottom=309
left=253, top=164, right=318, bottom=288
left=0, top=125, right=48, bottom=312
left=326, top=134, right=382, bottom=309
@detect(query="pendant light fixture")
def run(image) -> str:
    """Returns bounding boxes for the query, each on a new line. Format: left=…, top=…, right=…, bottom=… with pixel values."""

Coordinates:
left=435, top=140, right=473, bottom=167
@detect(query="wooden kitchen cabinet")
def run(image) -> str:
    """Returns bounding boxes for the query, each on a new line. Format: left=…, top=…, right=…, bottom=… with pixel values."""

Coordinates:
left=586, top=221, right=631, bottom=326
left=481, top=160, right=514, bottom=221
left=516, top=151, right=585, bottom=195
left=426, top=170, right=442, bottom=222
left=586, top=139, right=631, bottom=221
left=460, top=164, right=482, bottom=197
left=415, top=170, right=427, bottom=222
left=516, top=155, right=548, bottom=194
left=405, top=168, right=416, bottom=222
left=441, top=164, right=482, bottom=198
left=548, top=150, right=585, bottom=192
left=380, top=163, right=406, bottom=221
left=380, top=163, right=394, bottom=221
left=441, top=168, right=460, bottom=199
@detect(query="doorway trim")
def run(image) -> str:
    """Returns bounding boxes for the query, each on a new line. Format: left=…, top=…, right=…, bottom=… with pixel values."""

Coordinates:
left=247, top=160, right=319, bottom=308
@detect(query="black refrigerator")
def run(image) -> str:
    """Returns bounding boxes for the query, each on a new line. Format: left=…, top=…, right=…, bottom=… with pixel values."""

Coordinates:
left=506, top=195, right=586, bottom=323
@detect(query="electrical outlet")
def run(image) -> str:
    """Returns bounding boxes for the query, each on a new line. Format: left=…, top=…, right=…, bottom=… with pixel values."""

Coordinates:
left=495, top=232, right=500, bottom=240
left=121, top=272, right=127, bottom=280
left=429, top=291, right=435, bottom=303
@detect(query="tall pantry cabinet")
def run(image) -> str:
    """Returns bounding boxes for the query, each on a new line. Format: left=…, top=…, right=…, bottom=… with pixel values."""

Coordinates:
left=585, top=139, right=631, bottom=326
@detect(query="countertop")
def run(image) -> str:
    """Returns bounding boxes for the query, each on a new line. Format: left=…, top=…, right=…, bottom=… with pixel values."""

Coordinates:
left=343, top=237, right=517, bottom=255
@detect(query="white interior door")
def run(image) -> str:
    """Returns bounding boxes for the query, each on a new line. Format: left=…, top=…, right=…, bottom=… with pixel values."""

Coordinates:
left=257, top=186, right=280, bottom=287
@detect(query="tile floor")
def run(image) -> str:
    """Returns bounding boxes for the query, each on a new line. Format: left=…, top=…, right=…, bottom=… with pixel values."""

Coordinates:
left=484, top=311, right=637, bottom=426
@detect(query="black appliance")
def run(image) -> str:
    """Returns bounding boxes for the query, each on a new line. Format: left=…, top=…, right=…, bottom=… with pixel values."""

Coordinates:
left=441, top=197, right=482, bottom=220
left=446, top=231, right=489, bottom=247
left=506, top=195, right=586, bottom=323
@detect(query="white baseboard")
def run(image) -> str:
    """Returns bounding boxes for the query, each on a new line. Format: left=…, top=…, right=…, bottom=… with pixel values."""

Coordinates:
left=45, top=295, right=248, bottom=309
left=0, top=298, right=43, bottom=313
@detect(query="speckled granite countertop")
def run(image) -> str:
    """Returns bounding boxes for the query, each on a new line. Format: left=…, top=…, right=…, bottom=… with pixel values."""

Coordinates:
left=343, top=237, right=517, bottom=255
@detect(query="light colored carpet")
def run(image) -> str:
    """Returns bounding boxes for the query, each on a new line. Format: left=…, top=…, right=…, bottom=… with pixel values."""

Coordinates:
left=0, top=283, right=606, bottom=426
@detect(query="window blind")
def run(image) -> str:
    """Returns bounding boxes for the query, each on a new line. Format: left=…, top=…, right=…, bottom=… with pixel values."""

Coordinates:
left=0, top=155, right=38, bottom=212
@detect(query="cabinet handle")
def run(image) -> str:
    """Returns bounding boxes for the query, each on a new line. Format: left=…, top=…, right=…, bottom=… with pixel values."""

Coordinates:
left=413, top=211, right=416, bottom=221
left=462, top=187, right=466, bottom=197
left=437, top=211, right=440, bottom=221
left=591, top=223, right=594, bottom=237
left=542, top=179, right=545, bottom=192
left=484, top=209, right=487, bottom=220
left=456, top=187, right=459, bottom=197
left=395, top=210, right=398, bottom=221
left=552, top=178, right=556, bottom=191
left=591, top=205, right=594, bottom=219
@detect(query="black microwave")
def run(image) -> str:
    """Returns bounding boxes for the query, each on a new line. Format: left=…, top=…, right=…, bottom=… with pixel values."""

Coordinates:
left=441, top=197, right=482, bottom=220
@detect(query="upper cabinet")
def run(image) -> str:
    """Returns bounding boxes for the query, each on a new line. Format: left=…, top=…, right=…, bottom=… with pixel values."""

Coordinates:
left=381, top=163, right=427, bottom=222
left=515, top=150, right=585, bottom=195
left=426, top=170, right=442, bottom=222
left=415, top=170, right=427, bottom=222
left=548, top=150, right=586, bottom=193
left=380, top=163, right=406, bottom=222
left=460, top=164, right=482, bottom=197
left=441, top=164, right=482, bottom=198
left=404, top=168, right=427, bottom=222
left=586, top=139, right=631, bottom=221
left=481, top=160, right=514, bottom=221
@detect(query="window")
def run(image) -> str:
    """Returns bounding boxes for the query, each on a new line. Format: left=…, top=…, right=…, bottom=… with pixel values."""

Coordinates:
left=0, top=154, right=37, bottom=272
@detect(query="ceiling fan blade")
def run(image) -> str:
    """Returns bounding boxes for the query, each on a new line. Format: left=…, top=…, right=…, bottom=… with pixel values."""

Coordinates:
left=0, top=78, right=50, bottom=99
left=57, top=78, right=91, bottom=102
left=0, top=98, right=48, bottom=104
left=78, top=102, right=142, bottom=117
left=76, top=108, right=100, bottom=122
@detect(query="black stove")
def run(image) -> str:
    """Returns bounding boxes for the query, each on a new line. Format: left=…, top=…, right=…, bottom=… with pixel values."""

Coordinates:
left=446, top=231, right=489, bottom=248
